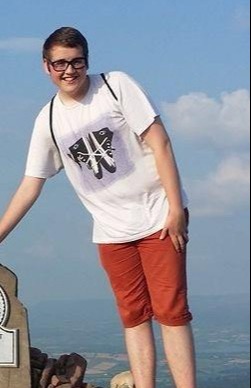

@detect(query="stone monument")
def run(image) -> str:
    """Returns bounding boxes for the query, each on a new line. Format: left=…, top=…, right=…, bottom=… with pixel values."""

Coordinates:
left=0, top=264, right=134, bottom=387
left=0, top=264, right=31, bottom=387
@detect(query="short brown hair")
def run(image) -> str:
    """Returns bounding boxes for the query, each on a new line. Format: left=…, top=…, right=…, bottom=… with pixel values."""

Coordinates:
left=43, top=27, right=89, bottom=68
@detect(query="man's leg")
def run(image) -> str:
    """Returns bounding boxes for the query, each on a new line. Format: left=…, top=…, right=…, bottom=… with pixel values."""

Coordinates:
left=136, top=221, right=196, bottom=387
left=125, top=320, right=156, bottom=388
left=161, top=323, right=197, bottom=388
left=98, top=243, right=156, bottom=387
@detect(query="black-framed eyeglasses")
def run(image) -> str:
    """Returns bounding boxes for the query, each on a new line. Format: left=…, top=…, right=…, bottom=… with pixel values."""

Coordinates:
left=48, top=57, right=86, bottom=72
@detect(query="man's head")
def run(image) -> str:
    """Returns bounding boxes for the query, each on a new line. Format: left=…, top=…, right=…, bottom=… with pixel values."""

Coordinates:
left=43, top=27, right=90, bottom=102
left=43, top=27, right=89, bottom=68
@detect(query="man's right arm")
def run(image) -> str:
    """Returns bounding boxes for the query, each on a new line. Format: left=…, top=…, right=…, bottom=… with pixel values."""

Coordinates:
left=0, top=176, right=46, bottom=244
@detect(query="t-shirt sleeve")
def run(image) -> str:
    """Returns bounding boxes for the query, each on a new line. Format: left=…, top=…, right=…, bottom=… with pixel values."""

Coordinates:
left=108, top=72, right=160, bottom=136
left=25, top=107, right=63, bottom=179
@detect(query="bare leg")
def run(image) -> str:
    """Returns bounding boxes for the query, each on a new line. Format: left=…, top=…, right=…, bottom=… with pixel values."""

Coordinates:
left=125, top=320, right=156, bottom=388
left=161, top=323, right=197, bottom=388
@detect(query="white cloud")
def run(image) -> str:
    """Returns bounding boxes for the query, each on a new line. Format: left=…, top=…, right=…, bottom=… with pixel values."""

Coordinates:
left=0, top=37, right=43, bottom=52
left=188, top=154, right=250, bottom=216
left=163, top=89, right=250, bottom=149
left=163, top=89, right=250, bottom=216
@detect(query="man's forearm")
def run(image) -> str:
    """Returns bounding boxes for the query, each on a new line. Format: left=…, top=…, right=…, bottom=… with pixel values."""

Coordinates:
left=0, top=176, right=46, bottom=243
left=143, top=119, right=188, bottom=248
left=143, top=119, right=184, bottom=213
left=154, top=140, right=184, bottom=213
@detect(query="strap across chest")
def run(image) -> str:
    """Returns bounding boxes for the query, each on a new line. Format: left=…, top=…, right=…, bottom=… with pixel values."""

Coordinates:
left=49, top=73, right=118, bottom=150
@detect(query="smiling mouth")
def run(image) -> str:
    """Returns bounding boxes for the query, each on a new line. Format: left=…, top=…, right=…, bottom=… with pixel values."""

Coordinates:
left=62, top=76, right=79, bottom=83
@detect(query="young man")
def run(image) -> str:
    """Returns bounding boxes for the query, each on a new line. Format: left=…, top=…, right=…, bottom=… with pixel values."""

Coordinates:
left=0, top=27, right=197, bottom=388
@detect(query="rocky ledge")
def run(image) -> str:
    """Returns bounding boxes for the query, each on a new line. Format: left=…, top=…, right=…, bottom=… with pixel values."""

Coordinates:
left=30, top=348, right=135, bottom=388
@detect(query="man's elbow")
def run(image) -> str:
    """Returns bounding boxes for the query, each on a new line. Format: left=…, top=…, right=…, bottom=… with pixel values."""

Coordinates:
left=21, top=176, right=46, bottom=198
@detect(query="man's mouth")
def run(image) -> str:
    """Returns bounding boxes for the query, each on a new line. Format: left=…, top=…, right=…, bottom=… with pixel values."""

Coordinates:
left=62, top=76, right=79, bottom=83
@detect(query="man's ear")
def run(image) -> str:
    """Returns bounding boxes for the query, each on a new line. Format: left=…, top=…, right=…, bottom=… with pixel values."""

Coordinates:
left=43, top=59, right=51, bottom=75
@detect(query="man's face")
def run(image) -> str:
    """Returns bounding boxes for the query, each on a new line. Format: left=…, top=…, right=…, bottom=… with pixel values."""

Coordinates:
left=44, top=45, right=88, bottom=101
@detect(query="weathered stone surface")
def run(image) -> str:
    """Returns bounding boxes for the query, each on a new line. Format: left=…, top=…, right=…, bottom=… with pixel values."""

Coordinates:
left=31, top=347, right=48, bottom=370
left=0, top=264, right=31, bottom=388
left=39, top=358, right=57, bottom=388
left=49, top=353, right=87, bottom=387
left=29, top=351, right=88, bottom=388
left=32, top=367, right=43, bottom=388
left=110, top=370, right=135, bottom=388
left=65, top=353, right=88, bottom=386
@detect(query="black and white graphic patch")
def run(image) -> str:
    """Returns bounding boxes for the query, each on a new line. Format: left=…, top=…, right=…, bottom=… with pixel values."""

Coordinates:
left=68, top=128, right=116, bottom=180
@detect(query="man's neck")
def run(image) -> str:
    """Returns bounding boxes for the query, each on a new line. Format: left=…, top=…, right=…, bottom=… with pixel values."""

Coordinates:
left=59, top=76, right=90, bottom=106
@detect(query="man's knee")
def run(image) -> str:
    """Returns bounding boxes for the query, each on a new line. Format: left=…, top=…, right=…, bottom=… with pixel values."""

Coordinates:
left=120, top=303, right=154, bottom=328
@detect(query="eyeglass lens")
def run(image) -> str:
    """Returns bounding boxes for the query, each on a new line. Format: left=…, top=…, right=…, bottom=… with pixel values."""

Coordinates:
left=50, top=58, right=86, bottom=71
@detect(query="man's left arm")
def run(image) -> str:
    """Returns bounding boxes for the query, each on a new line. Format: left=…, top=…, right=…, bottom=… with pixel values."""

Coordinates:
left=142, top=117, right=189, bottom=253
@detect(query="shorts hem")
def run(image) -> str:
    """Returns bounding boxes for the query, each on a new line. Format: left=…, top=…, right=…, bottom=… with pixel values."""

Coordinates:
left=123, top=314, right=154, bottom=329
left=155, top=314, right=193, bottom=327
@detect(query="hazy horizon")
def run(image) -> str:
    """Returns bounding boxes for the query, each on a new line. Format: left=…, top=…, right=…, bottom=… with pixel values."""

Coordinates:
left=28, top=294, right=250, bottom=388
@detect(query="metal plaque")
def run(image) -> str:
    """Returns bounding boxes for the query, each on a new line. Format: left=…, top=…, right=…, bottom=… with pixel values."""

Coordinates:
left=0, top=286, right=19, bottom=367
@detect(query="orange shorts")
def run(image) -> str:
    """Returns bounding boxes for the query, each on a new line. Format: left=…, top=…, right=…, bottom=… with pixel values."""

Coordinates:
left=98, top=211, right=193, bottom=328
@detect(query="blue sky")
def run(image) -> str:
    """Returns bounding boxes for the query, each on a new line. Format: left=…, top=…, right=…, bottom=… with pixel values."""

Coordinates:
left=0, top=0, right=250, bottom=306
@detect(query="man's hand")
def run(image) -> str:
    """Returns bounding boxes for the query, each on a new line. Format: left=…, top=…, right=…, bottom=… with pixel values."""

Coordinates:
left=160, top=209, right=189, bottom=253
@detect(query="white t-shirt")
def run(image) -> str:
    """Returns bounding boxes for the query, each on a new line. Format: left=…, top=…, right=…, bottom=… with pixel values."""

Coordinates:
left=25, top=71, right=188, bottom=243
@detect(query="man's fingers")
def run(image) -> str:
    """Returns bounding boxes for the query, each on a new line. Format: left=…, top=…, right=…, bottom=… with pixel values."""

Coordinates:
left=177, top=235, right=190, bottom=253
left=178, top=236, right=186, bottom=251
left=160, top=227, right=168, bottom=240
left=160, top=228, right=189, bottom=253
left=169, top=235, right=188, bottom=253
left=171, top=236, right=181, bottom=252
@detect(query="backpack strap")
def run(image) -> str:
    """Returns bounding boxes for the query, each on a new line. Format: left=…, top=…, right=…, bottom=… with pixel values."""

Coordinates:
left=49, top=74, right=118, bottom=150
left=49, top=95, right=59, bottom=151
left=100, top=73, right=118, bottom=101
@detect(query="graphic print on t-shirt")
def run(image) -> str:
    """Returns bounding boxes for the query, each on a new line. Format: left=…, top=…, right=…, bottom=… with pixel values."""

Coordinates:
left=68, top=128, right=116, bottom=180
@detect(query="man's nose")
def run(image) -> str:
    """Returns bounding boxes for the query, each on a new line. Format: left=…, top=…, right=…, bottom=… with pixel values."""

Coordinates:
left=65, top=63, right=77, bottom=73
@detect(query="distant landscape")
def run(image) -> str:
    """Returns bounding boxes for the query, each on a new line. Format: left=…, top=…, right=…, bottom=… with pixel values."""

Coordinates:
left=28, top=294, right=250, bottom=388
